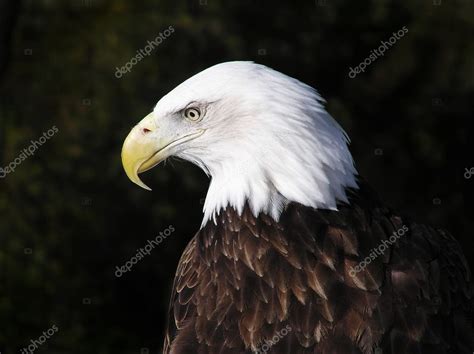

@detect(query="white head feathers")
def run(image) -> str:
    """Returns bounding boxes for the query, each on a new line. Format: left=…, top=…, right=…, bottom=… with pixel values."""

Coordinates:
left=153, top=61, right=358, bottom=225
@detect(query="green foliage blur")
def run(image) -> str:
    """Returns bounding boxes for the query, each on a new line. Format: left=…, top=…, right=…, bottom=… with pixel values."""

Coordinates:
left=0, top=0, right=472, bottom=353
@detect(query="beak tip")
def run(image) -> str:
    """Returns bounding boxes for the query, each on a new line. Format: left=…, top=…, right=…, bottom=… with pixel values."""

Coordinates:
left=121, top=113, right=162, bottom=192
left=133, top=177, right=152, bottom=191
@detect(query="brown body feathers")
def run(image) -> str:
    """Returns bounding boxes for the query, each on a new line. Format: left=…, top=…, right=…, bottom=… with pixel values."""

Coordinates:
left=163, top=183, right=474, bottom=353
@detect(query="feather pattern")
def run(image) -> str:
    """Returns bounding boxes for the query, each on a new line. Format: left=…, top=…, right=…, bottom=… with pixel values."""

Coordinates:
left=162, top=181, right=474, bottom=353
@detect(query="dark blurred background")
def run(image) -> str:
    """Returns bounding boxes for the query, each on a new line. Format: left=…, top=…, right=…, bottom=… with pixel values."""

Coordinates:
left=0, top=0, right=473, bottom=353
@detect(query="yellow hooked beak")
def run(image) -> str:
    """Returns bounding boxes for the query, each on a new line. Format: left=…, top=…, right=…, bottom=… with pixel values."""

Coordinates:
left=121, top=113, right=204, bottom=190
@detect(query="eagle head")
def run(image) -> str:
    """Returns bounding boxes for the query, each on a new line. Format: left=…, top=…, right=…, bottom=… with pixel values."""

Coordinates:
left=122, top=61, right=358, bottom=224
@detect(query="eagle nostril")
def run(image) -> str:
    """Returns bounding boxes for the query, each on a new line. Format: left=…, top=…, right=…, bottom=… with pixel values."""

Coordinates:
left=142, top=128, right=152, bottom=134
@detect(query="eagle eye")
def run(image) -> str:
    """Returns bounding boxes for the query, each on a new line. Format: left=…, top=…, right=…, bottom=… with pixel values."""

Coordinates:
left=183, top=107, right=201, bottom=121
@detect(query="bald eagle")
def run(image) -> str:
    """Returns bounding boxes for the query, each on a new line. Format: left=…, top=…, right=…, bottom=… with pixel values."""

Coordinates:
left=121, top=62, right=473, bottom=354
